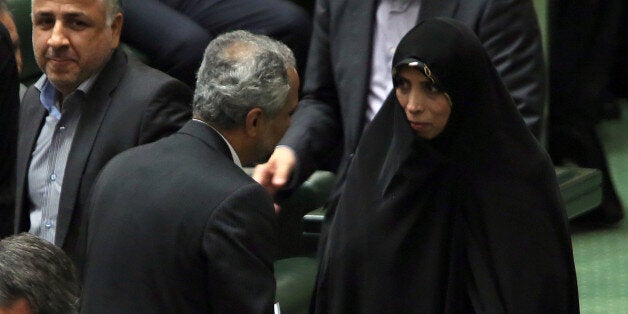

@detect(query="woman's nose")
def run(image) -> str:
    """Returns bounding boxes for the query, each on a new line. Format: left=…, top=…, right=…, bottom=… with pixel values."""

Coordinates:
left=406, top=90, right=425, bottom=113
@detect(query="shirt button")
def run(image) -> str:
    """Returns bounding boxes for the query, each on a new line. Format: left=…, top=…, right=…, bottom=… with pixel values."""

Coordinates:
left=50, top=173, right=57, bottom=181
left=44, top=220, right=54, bottom=228
left=59, top=126, right=66, bottom=132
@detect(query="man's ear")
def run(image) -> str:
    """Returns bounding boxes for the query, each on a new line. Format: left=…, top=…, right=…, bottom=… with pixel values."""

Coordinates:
left=110, top=13, right=124, bottom=49
left=244, top=107, right=264, bottom=137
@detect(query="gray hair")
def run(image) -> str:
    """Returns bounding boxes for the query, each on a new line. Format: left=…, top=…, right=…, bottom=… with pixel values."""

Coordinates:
left=0, top=233, right=80, bottom=313
left=193, top=30, right=296, bottom=130
left=102, top=0, right=121, bottom=26
left=31, top=0, right=121, bottom=26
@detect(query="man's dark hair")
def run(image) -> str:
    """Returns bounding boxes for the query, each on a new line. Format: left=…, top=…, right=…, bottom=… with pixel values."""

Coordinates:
left=0, top=233, right=80, bottom=313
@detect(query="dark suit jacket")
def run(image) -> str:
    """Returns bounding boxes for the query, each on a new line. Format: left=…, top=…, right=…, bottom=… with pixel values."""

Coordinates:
left=281, top=0, right=546, bottom=188
left=120, top=0, right=311, bottom=86
left=0, top=24, right=20, bottom=237
left=13, top=49, right=192, bottom=263
left=80, top=121, right=277, bottom=313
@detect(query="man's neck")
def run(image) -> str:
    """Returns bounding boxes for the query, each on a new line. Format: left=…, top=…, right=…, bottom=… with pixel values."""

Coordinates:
left=193, top=118, right=245, bottom=167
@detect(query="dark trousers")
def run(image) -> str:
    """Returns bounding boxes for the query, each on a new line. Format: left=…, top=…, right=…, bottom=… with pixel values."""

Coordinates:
left=549, top=0, right=625, bottom=222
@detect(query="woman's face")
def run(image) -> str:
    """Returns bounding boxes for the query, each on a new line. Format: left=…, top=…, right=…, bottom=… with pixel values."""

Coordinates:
left=395, top=66, right=451, bottom=140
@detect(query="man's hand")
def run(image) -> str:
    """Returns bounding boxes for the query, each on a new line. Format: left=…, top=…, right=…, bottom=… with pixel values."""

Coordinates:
left=253, top=146, right=296, bottom=197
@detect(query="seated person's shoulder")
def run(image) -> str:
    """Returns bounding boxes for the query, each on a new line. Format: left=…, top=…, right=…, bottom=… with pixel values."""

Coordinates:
left=117, top=53, right=193, bottom=100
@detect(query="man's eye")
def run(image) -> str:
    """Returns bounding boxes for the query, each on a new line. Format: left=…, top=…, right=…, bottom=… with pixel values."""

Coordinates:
left=70, top=20, right=88, bottom=29
left=35, top=18, right=54, bottom=29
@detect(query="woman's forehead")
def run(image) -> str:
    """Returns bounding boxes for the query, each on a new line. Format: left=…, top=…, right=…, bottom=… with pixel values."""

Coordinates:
left=396, top=66, right=429, bottom=80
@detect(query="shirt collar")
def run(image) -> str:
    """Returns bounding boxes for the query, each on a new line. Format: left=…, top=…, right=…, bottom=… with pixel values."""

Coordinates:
left=34, top=70, right=103, bottom=119
left=192, top=119, right=243, bottom=168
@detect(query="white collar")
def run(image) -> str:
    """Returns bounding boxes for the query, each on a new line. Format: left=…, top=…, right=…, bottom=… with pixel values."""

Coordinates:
left=192, top=119, right=242, bottom=168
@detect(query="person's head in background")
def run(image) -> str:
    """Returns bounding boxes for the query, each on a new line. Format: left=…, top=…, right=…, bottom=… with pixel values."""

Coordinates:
left=0, top=0, right=21, bottom=73
left=192, top=30, right=299, bottom=167
left=30, top=0, right=122, bottom=96
left=0, top=233, right=80, bottom=314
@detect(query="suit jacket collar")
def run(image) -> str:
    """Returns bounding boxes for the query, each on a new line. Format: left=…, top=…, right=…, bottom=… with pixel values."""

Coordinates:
left=15, top=90, right=46, bottom=232
left=177, top=120, right=233, bottom=163
left=56, top=48, right=128, bottom=246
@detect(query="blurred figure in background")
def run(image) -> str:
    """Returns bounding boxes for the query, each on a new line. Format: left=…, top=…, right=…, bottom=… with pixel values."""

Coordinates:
left=549, top=0, right=625, bottom=224
left=0, top=0, right=21, bottom=74
left=0, top=2, right=19, bottom=238
left=610, top=2, right=628, bottom=101
left=120, top=0, right=311, bottom=87
left=0, top=0, right=26, bottom=98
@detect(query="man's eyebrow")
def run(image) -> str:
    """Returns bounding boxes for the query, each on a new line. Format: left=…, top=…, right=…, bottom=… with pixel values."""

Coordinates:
left=62, top=12, right=90, bottom=20
left=33, top=11, right=54, bottom=19
left=33, top=11, right=90, bottom=20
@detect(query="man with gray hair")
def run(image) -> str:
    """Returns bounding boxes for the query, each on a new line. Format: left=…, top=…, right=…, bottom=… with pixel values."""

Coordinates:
left=0, top=233, right=80, bottom=314
left=81, top=30, right=298, bottom=313
left=11, top=0, right=191, bottom=268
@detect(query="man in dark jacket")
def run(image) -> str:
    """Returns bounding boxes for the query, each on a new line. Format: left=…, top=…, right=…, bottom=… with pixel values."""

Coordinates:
left=81, top=31, right=298, bottom=313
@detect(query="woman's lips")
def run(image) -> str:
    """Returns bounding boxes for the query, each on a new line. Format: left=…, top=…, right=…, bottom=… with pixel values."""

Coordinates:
left=409, top=121, right=429, bottom=131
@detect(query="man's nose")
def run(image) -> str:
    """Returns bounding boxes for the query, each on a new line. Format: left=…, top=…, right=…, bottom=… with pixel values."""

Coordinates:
left=47, top=22, right=69, bottom=48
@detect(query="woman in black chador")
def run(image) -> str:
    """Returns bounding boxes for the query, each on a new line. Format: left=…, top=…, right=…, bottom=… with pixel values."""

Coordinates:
left=312, top=18, right=579, bottom=313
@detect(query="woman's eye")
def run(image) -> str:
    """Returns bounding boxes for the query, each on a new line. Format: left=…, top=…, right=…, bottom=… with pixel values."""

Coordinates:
left=424, top=82, right=440, bottom=94
left=397, top=83, right=410, bottom=94
left=395, top=78, right=410, bottom=93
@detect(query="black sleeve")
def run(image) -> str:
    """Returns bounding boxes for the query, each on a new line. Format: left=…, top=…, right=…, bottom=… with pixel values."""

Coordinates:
left=0, top=24, right=20, bottom=237
left=203, top=183, right=278, bottom=314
